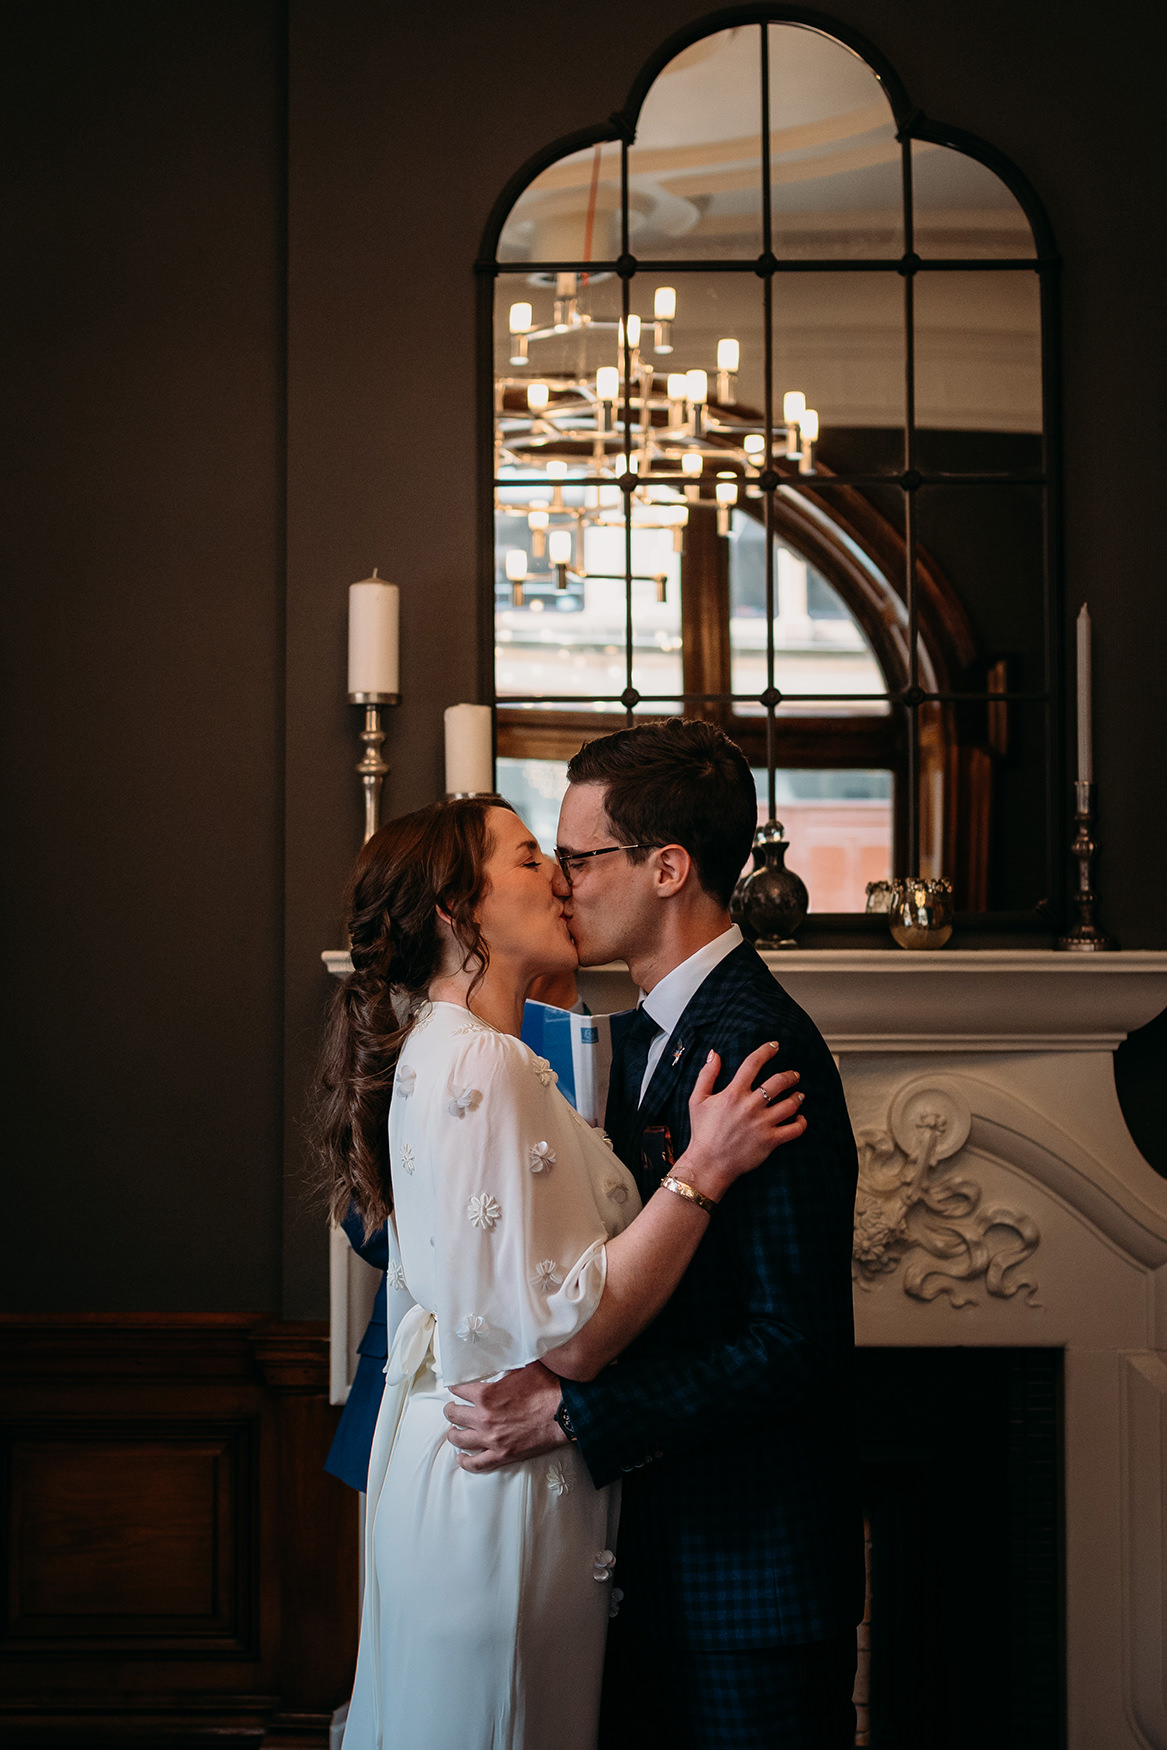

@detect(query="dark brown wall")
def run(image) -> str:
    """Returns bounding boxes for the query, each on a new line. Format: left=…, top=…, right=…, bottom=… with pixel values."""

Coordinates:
left=2, top=0, right=1164, bottom=1319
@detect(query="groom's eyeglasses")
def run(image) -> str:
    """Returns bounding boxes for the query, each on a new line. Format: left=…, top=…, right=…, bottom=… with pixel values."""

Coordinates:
left=555, top=843, right=655, bottom=885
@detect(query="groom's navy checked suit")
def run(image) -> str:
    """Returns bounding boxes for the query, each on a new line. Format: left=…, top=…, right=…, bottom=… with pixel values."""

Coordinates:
left=560, top=941, right=863, bottom=1653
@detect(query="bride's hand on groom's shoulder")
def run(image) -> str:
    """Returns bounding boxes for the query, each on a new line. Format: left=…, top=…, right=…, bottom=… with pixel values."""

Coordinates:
left=683, top=1042, right=807, bottom=1199
left=444, top=1360, right=567, bottom=1473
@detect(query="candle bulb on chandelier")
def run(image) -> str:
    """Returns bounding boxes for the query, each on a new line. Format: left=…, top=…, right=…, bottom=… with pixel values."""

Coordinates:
left=595, top=366, right=620, bottom=433
left=686, top=369, right=708, bottom=437
left=653, top=285, right=676, bottom=354
left=716, top=337, right=739, bottom=403
left=527, top=381, right=550, bottom=414
left=548, top=527, right=573, bottom=590
left=783, top=389, right=806, bottom=459
left=508, top=302, right=532, bottom=365
left=798, top=408, right=819, bottom=474
left=715, top=475, right=738, bottom=536
left=545, top=457, right=567, bottom=509
left=618, top=314, right=642, bottom=356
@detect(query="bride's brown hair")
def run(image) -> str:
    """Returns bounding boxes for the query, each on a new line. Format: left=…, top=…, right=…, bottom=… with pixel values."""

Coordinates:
left=313, top=798, right=498, bottom=1235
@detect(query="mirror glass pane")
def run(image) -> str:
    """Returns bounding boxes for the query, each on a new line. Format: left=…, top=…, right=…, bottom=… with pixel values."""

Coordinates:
left=729, top=516, right=890, bottom=713
left=750, top=767, right=894, bottom=912
left=913, top=270, right=1042, bottom=466
left=773, top=269, right=905, bottom=448
left=912, top=140, right=1037, bottom=259
left=914, top=483, right=1046, bottom=691
left=628, top=28, right=763, bottom=261
left=768, top=24, right=902, bottom=259
left=498, top=142, right=623, bottom=264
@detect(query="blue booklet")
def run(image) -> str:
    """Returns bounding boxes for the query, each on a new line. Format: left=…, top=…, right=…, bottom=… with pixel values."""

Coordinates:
left=519, top=1002, right=622, bottom=1126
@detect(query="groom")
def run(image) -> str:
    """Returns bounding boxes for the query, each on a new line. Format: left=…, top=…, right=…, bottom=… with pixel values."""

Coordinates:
left=447, top=719, right=863, bottom=1747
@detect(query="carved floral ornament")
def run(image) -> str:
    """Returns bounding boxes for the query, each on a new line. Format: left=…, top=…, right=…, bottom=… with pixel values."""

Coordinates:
left=852, top=1080, right=1041, bottom=1308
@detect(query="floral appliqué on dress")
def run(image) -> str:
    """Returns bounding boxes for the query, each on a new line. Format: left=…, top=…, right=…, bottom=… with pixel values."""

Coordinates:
left=528, top=1140, right=556, bottom=1174
left=399, top=1140, right=415, bottom=1176
left=395, top=1065, right=416, bottom=1098
left=592, top=1549, right=616, bottom=1583
left=531, top=1057, right=558, bottom=1088
left=602, top=1172, right=629, bottom=1205
left=530, top=1259, right=563, bottom=1293
left=455, top=1313, right=488, bottom=1343
left=387, top=1261, right=408, bottom=1292
left=466, top=1192, right=501, bottom=1231
left=448, top=1086, right=481, bottom=1118
left=546, top=1461, right=570, bottom=1497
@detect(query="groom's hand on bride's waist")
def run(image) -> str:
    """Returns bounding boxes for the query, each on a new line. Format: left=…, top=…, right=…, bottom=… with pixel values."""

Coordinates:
left=444, top=1361, right=566, bottom=1473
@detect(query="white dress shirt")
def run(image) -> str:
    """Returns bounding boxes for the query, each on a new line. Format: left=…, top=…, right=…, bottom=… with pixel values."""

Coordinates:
left=637, top=923, right=743, bottom=1104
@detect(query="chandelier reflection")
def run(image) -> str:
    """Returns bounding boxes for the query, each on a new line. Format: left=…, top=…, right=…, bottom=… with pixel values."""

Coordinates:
left=496, top=275, right=819, bottom=605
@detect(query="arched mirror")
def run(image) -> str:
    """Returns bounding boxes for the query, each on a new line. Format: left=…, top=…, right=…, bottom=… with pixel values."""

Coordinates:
left=480, top=10, right=1059, bottom=921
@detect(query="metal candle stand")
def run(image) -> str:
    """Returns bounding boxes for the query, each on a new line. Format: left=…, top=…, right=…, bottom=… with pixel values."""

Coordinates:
left=350, top=691, right=399, bottom=845
left=1058, top=780, right=1115, bottom=951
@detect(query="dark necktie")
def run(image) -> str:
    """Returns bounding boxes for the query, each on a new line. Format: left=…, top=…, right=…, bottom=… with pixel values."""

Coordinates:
left=609, top=1006, right=662, bottom=1171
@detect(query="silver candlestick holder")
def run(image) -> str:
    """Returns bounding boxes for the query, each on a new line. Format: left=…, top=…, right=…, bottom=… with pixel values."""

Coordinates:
left=1058, top=780, right=1115, bottom=951
left=350, top=690, right=399, bottom=846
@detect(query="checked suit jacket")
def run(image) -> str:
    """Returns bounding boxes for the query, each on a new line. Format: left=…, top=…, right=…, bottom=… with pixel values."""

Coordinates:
left=560, top=940, right=864, bottom=1651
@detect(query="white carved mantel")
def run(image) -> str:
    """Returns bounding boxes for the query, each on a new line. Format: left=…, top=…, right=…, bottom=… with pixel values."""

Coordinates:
left=756, top=951, right=1167, bottom=1750
left=327, top=947, right=1167, bottom=1748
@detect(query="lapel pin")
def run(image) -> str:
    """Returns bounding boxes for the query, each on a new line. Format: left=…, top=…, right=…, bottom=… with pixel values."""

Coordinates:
left=671, top=1039, right=685, bottom=1067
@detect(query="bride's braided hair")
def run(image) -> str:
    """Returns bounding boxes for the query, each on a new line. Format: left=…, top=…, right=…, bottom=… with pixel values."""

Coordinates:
left=313, top=799, right=498, bottom=1236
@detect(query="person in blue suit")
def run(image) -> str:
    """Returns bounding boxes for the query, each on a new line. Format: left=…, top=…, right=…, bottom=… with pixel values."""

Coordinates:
left=323, top=1204, right=389, bottom=1492
left=445, top=719, right=863, bottom=1749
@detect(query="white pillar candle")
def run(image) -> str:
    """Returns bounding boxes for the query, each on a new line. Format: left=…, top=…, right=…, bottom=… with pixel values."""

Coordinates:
left=1076, top=602, right=1092, bottom=784
left=347, top=572, right=399, bottom=696
left=444, top=703, right=494, bottom=794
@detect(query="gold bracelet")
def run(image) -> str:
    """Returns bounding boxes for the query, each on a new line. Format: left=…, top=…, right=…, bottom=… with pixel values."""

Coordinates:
left=660, top=1174, right=718, bottom=1215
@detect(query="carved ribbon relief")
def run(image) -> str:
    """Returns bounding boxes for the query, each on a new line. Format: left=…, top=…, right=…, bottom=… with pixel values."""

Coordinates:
left=852, top=1081, right=1040, bottom=1307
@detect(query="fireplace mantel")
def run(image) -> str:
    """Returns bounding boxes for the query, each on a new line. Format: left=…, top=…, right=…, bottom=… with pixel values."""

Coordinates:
left=759, top=947, right=1167, bottom=1052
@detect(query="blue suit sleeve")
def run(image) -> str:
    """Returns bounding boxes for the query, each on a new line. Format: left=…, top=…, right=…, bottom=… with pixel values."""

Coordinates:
left=341, top=1199, right=389, bottom=1273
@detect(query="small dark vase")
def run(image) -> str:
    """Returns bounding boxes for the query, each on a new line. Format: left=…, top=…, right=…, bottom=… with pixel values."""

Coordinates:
left=736, top=821, right=809, bottom=949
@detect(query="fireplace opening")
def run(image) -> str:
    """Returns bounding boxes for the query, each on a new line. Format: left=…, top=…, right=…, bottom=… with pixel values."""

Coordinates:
left=854, top=1348, right=1063, bottom=1750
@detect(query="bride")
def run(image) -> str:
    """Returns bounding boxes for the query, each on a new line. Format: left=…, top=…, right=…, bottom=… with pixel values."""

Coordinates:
left=315, top=798, right=805, bottom=1750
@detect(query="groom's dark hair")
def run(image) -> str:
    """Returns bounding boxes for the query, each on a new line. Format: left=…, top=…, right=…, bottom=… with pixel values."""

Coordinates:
left=566, top=717, right=757, bottom=907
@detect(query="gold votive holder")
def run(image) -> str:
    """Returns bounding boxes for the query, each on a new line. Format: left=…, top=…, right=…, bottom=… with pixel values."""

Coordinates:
left=888, top=877, right=954, bottom=950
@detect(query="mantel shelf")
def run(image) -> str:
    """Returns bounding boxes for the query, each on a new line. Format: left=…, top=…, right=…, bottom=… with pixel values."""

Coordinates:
left=322, top=947, right=1167, bottom=1054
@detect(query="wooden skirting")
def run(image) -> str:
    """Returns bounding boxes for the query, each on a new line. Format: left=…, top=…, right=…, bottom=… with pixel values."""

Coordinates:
left=0, top=1315, right=358, bottom=1749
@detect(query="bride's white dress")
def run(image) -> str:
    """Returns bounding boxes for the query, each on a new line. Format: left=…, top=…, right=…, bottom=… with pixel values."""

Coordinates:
left=342, top=1001, right=641, bottom=1750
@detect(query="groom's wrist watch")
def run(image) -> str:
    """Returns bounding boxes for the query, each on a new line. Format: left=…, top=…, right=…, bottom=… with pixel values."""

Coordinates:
left=554, top=1400, right=578, bottom=1443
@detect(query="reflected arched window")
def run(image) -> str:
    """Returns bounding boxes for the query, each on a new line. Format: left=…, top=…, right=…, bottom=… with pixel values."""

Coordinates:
left=482, top=13, right=1058, bottom=917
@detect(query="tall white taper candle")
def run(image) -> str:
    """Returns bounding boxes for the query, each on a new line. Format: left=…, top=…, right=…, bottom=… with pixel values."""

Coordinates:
left=444, top=704, right=494, bottom=794
left=1075, top=603, right=1092, bottom=784
left=347, top=571, right=399, bottom=697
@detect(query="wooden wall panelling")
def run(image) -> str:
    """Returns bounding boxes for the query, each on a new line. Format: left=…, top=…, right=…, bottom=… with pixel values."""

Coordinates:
left=0, top=1316, right=358, bottom=1749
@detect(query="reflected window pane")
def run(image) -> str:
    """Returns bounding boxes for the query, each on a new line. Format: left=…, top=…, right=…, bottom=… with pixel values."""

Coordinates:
left=729, top=515, right=890, bottom=712
left=767, top=24, right=903, bottom=259
left=496, top=757, right=569, bottom=851
left=495, top=499, right=682, bottom=710
left=750, top=766, right=892, bottom=912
